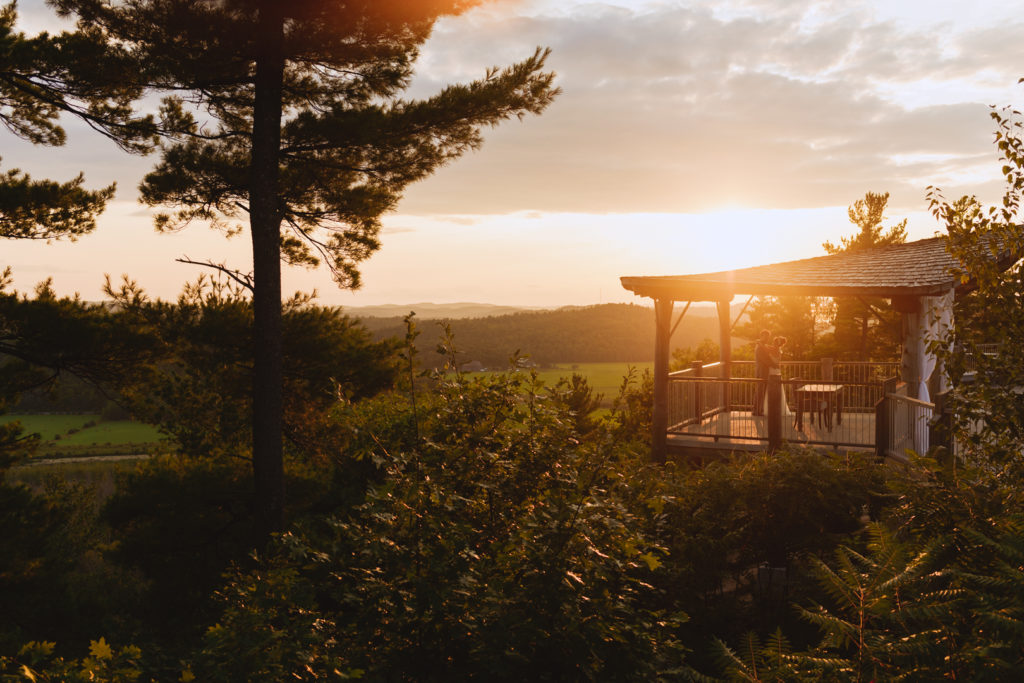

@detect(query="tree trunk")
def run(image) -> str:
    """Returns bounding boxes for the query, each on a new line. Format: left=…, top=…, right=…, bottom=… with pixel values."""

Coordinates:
left=250, top=1, right=286, bottom=544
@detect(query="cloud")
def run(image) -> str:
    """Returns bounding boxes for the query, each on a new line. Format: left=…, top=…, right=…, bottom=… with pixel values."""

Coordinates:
left=398, top=0, right=1024, bottom=216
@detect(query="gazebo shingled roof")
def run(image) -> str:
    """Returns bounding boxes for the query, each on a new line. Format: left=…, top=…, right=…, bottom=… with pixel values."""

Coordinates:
left=620, top=236, right=963, bottom=301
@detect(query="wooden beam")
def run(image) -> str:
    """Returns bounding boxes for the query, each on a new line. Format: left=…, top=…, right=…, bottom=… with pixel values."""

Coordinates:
left=669, top=301, right=691, bottom=339
left=652, top=298, right=673, bottom=464
left=730, top=295, right=754, bottom=333
left=717, top=299, right=732, bottom=411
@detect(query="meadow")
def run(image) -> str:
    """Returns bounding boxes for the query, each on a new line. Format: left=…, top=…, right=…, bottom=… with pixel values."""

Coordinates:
left=544, top=362, right=653, bottom=401
left=459, top=361, right=653, bottom=406
left=1, top=413, right=163, bottom=458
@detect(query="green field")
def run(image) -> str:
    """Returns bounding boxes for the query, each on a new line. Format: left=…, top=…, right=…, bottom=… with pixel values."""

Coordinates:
left=544, top=362, right=653, bottom=401
left=2, top=413, right=164, bottom=458
left=459, top=362, right=652, bottom=405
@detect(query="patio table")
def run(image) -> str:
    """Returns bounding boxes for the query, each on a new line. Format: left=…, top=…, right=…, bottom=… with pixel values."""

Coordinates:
left=795, top=383, right=844, bottom=431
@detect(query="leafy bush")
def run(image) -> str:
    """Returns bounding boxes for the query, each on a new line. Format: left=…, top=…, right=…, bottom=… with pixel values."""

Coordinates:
left=193, top=367, right=688, bottom=681
left=651, top=449, right=886, bottom=670
left=0, top=474, right=142, bottom=655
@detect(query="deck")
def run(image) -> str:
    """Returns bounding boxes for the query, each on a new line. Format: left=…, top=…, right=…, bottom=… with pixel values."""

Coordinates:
left=665, top=360, right=933, bottom=459
left=668, top=408, right=878, bottom=453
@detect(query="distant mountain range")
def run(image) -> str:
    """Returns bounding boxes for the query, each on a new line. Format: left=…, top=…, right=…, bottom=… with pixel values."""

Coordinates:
left=342, top=302, right=553, bottom=319
left=344, top=301, right=729, bottom=320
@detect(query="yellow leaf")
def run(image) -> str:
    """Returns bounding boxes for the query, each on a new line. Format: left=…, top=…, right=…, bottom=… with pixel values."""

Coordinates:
left=645, top=496, right=664, bottom=515
left=89, top=637, right=113, bottom=661
left=640, top=552, right=661, bottom=571
left=180, top=669, right=196, bottom=682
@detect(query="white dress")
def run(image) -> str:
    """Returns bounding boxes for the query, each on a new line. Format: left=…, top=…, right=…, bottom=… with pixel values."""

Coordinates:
left=762, top=369, right=793, bottom=416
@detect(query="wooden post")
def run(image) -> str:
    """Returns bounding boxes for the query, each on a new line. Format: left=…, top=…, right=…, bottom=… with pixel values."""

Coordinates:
left=652, top=298, right=673, bottom=464
left=875, top=376, right=899, bottom=460
left=767, top=374, right=782, bottom=453
left=929, top=390, right=952, bottom=459
left=894, top=296, right=923, bottom=400
left=716, top=299, right=732, bottom=410
left=875, top=394, right=889, bottom=460
left=691, top=360, right=703, bottom=422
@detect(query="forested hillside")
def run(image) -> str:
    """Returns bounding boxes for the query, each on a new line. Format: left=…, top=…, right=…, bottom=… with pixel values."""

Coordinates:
left=354, top=303, right=727, bottom=368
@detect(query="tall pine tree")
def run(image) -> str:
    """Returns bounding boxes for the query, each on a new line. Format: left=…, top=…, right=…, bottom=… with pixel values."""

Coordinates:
left=0, top=3, right=152, bottom=240
left=50, top=0, right=558, bottom=539
left=823, top=191, right=907, bottom=361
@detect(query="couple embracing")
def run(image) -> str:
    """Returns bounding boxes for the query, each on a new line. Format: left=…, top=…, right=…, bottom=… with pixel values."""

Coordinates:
left=753, top=329, right=789, bottom=416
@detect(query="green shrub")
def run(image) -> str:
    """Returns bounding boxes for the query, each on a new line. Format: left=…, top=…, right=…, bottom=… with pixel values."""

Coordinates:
left=193, top=368, right=688, bottom=681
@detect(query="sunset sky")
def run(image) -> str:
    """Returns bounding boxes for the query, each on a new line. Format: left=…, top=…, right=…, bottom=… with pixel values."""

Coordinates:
left=5, top=0, right=1024, bottom=307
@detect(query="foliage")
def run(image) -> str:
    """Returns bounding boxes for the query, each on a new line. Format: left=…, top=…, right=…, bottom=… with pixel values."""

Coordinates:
left=734, top=296, right=818, bottom=359
left=821, top=191, right=906, bottom=361
left=0, top=639, right=148, bottom=683
left=927, top=103, right=1024, bottom=472
left=714, top=630, right=806, bottom=682
left=100, top=453, right=353, bottom=645
left=0, top=278, right=158, bottom=469
left=0, top=3, right=153, bottom=241
left=0, top=279, right=160, bottom=393
left=730, top=191, right=906, bottom=362
left=0, top=470, right=143, bottom=656
left=653, top=450, right=885, bottom=667
left=51, top=0, right=560, bottom=536
left=99, top=455, right=260, bottom=644
left=823, top=191, right=908, bottom=255
left=606, top=366, right=654, bottom=446
left=0, top=166, right=114, bottom=241
left=671, top=337, right=720, bottom=371
left=358, top=303, right=722, bottom=368
left=795, top=463, right=1024, bottom=680
left=193, top=365, right=688, bottom=681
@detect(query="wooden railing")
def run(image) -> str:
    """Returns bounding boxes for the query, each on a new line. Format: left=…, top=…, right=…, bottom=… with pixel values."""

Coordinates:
left=728, top=359, right=900, bottom=383
left=876, top=389, right=933, bottom=462
left=665, top=359, right=906, bottom=453
left=666, top=374, right=890, bottom=451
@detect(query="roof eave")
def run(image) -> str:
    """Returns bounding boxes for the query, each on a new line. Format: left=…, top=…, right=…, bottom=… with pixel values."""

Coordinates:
left=619, top=276, right=955, bottom=301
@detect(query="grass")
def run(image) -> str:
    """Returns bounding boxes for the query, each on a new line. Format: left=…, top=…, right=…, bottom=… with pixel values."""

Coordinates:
left=546, top=362, right=653, bottom=401
left=2, top=413, right=164, bottom=458
left=456, top=361, right=653, bottom=406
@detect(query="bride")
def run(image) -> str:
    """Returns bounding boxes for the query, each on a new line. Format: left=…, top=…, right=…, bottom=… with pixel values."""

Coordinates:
left=762, top=336, right=792, bottom=416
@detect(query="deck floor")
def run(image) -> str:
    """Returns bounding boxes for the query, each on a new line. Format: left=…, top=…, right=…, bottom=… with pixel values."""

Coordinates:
left=668, top=409, right=878, bottom=452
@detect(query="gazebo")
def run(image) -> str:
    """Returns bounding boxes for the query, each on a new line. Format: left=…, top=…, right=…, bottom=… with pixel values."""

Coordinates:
left=620, top=236, right=1009, bottom=462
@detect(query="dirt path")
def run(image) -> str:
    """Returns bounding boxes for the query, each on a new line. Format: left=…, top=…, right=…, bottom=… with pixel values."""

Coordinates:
left=18, top=454, right=152, bottom=467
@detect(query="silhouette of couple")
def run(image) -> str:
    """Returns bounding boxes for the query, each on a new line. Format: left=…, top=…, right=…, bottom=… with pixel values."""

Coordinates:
left=753, top=329, right=790, bottom=417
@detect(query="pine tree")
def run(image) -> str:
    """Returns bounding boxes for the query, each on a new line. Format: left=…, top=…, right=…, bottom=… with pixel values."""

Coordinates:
left=1, top=3, right=154, bottom=467
left=50, top=0, right=559, bottom=539
left=822, top=192, right=907, bottom=361
left=0, top=3, right=153, bottom=241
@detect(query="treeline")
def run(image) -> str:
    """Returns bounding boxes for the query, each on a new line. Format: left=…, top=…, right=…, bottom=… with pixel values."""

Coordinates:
left=356, top=303, right=723, bottom=368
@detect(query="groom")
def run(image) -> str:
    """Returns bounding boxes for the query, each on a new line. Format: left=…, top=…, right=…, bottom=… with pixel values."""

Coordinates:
left=753, top=329, right=774, bottom=415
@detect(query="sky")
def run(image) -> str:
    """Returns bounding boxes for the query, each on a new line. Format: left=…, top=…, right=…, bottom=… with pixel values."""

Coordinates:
left=4, top=0, right=1024, bottom=307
